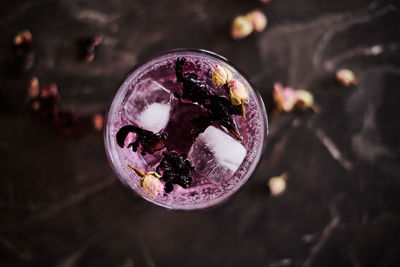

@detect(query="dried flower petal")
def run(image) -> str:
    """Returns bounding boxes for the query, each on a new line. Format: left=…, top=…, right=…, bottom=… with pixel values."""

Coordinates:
left=12, top=29, right=35, bottom=73
left=336, top=69, right=357, bottom=86
left=273, top=83, right=316, bottom=112
left=92, top=113, right=104, bottom=132
left=212, top=64, right=233, bottom=86
left=77, top=34, right=103, bottom=62
left=27, top=77, right=40, bottom=99
left=268, top=172, right=287, bottom=196
left=247, top=10, right=267, bottom=32
left=141, top=173, right=164, bottom=197
left=14, top=30, right=33, bottom=46
left=227, top=79, right=249, bottom=106
left=231, top=16, right=253, bottom=40
left=273, top=82, right=298, bottom=112
left=31, top=101, right=40, bottom=110
left=128, top=166, right=163, bottom=197
left=295, top=89, right=314, bottom=109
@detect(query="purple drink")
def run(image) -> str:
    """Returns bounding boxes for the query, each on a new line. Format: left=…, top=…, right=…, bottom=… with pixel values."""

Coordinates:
left=104, top=49, right=267, bottom=210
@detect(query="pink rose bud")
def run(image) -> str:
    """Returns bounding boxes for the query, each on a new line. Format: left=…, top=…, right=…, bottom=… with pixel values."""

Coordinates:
left=129, top=165, right=164, bottom=197
left=141, top=172, right=164, bottom=197
left=227, top=79, right=249, bottom=106
left=212, top=64, right=233, bottom=87
left=336, top=69, right=357, bottom=86
left=27, top=77, right=39, bottom=99
left=92, top=113, right=104, bottom=132
left=231, top=16, right=253, bottom=40
left=247, top=10, right=267, bottom=32
left=268, top=172, right=288, bottom=196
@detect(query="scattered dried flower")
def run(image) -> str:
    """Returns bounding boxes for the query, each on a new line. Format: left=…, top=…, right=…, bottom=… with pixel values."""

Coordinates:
left=212, top=64, right=233, bottom=86
left=38, top=82, right=59, bottom=120
left=12, top=29, right=35, bottom=73
left=27, top=77, right=40, bottom=99
left=227, top=79, right=249, bottom=106
left=273, top=82, right=298, bottom=112
left=336, top=69, right=357, bottom=86
left=77, top=34, right=103, bottom=62
left=268, top=172, right=288, bottom=196
left=14, top=30, right=33, bottom=46
left=128, top=165, right=163, bottom=197
left=92, top=113, right=104, bottom=132
left=247, top=10, right=267, bottom=32
left=260, top=0, right=271, bottom=3
left=25, top=78, right=91, bottom=136
left=295, top=89, right=314, bottom=109
left=231, top=16, right=253, bottom=40
left=31, top=101, right=40, bottom=111
left=273, top=83, right=316, bottom=112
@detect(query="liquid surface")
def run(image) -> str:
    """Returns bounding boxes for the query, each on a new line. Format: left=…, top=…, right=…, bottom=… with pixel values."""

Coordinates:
left=105, top=51, right=266, bottom=209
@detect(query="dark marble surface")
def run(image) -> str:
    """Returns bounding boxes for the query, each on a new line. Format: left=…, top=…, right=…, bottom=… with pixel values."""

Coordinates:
left=1, top=0, right=400, bottom=266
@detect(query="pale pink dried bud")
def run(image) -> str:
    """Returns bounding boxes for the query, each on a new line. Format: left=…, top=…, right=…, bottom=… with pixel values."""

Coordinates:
left=128, top=165, right=163, bottom=197
left=31, top=100, right=40, bottom=110
left=92, top=113, right=104, bottom=132
left=27, top=77, right=39, bottom=99
left=212, top=64, right=233, bottom=86
left=273, top=82, right=298, bottom=112
left=231, top=16, right=253, bottom=40
left=14, top=29, right=33, bottom=45
left=336, top=69, right=357, bottom=86
left=247, top=10, right=267, bottom=32
left=260, top=0, right=271, bottom=3
left=141, top=172, right=164, bottom=197
left=268, top=172, right=287, bottom=196
left=40, top=83, right=58, bottom=98
left=273, top=83, right=316, bottom=112
left=295, top=89, right=314, bottom=109
left=227, top=79, right=249, bottom=106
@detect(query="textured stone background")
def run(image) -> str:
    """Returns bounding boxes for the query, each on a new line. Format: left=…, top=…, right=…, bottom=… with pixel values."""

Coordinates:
left=1, top=0, right=400, bottom=266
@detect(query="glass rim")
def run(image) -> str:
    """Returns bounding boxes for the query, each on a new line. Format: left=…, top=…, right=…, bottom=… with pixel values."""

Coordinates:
left=104, top=48, right=268, bottom=210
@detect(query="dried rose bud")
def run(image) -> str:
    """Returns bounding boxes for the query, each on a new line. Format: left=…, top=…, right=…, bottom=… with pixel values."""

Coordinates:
left=77, top=34, right=103, bottom=62
left=247, top=10, right=267, bottom=32
left=231, top=16, right=253, bottom=40
left=212, top=64, right=233, bottom=87
left=128, top=165, right=163, bottom=197
left=92, top=113, right=104, bottom=132
left=12, top=29, right=35, bottom=73
left=268, top=172, right=287, bottom=196
left=31, top=101, right=40, bottom=111
left=295, top=89, right=314, bottom=109
left=260, top=0, right=271, bottom=3
left=14, top=30, right=33, bottom=46
left=273, top=83, right=317, bottom=112
left=227, top=79, right=249, bottom=106
left=27, top=77, right=40, bottom=99
left=40, top=82, right=58, bottom=99
left=336, top=69, right=357, bottom=86
left=273, top=82, right=298, bottom=112
left=141, top=172, right=163, bottom=197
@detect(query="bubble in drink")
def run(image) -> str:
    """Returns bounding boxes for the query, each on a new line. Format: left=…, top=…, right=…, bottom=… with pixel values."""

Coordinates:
left=188, top=126, right=246, bottom=183
left=123, top=78, right=172, bottom=133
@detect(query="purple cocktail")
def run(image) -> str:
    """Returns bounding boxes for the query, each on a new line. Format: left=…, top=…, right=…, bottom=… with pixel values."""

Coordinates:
left=104, top=49, right=267, bottom=210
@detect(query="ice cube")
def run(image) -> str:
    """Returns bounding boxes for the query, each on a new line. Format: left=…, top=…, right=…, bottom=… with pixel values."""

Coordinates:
left=188, top=126, right=247, bottom=183
left=123, top=78, right=172, bottom=132
left=137, top=103, right=171, bottom=133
